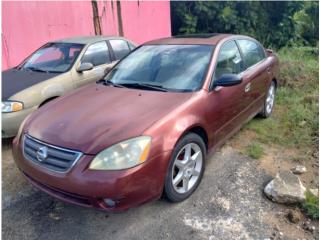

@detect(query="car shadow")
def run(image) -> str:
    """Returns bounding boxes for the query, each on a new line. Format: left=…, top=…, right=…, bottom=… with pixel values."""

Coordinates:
left=2, top=137, right=13, bottom=150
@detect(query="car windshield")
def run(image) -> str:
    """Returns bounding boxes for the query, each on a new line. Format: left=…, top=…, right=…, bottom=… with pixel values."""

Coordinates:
left=20, top=42, right=84, bottom=73
left=103, top=44, right=214, bottom=92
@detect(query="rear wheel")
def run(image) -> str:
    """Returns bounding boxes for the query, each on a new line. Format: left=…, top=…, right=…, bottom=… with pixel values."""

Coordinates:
left=259, top=81, right=276, bottom=118
left=164, top=133, right=206, bottom=202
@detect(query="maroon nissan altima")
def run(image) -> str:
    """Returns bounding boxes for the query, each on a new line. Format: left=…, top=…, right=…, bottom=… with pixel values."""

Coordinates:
left=13, top=34, right=279, bottom=211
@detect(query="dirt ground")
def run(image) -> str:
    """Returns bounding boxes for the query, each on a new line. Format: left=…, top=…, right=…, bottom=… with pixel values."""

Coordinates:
left=2, top=134, right=319, bottom=240
left=230, top=129, right=319, bottom=190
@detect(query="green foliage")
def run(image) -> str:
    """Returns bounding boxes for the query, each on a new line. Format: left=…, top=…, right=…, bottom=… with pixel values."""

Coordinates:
left=293, top=2, right=319, bottom=46
left=301, top=190, right=319, bottom=219
left=246, top=142, right=264, bottom=159
left=171, top=1, right=319, bottom=48
left=245, top=47, right=318, bottom=150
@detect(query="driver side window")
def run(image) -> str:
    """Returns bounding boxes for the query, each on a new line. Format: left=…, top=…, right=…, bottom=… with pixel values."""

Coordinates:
left=213, top=41, right=244, bottom=81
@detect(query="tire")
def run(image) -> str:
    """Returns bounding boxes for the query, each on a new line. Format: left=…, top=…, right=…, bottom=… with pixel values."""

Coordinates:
left=164, top=133, right=206, bottom=202
left=259, top=81, right=276, bottom=118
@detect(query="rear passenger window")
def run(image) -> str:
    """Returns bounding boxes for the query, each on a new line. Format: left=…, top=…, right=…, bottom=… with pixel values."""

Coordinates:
left=109, top=39, right=130, bottom=60
left=214, top=41, right=244, bottom=81
left=128, top=42, right=136, bottom=51
left=82, top=41, right=110, bottom=66
left=237, top=40, right=265, bottom=68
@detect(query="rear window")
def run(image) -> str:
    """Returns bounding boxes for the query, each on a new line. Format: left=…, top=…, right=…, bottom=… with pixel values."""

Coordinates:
left=128, top=42, right=136, bottom=50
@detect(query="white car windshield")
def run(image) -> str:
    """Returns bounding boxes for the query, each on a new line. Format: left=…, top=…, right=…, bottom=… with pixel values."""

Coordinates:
left=21, top=42, right=84, bottom=73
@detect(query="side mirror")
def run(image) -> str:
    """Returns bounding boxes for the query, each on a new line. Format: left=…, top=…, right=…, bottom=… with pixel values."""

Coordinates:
left=77, top=62, right=93, bottom=72
left=214, top=74, right=242, bottom=87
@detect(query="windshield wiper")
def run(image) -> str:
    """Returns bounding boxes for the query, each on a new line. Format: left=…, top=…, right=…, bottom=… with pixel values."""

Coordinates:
left=120, top=82, right=168, bottom=92
left=98, top=80, right=168, bottom=92
left=25, top=67, right=48, bottom=73
left=99, top=79, right=125, bottom=88
left=46, top=70, right=64, bottom=73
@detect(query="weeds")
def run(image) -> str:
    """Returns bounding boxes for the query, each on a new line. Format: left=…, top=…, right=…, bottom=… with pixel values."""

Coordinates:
left=244, top=47, right=318, bottom=158
left=246, top=142, right=264, bottom=159
left=301, top=190, right=319, bottom=219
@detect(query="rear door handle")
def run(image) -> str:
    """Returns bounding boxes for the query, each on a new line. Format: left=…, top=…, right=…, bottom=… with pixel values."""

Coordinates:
left=267, top=67, right=271, bottom=74
left=245, top=82, right=251, bottom=93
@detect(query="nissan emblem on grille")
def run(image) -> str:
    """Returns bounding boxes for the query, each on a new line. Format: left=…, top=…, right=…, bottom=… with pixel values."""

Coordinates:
left=36, top=146, right=48, bottom=162
left=23, top=134, right=82, bottom=172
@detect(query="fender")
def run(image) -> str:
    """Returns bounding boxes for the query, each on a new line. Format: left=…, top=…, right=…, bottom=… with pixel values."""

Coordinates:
left=40, top=84, right=64, bottom=105
left=144, top=92, right=209, bottom=155
left=8, top=71, right=73, bottom=109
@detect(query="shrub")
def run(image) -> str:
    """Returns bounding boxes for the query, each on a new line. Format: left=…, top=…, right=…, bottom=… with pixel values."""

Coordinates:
left=301, top=190, right=319, bottom=219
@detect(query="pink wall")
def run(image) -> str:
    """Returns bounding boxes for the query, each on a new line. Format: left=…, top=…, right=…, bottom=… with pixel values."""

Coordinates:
left=2, top=1, right=95, bottom=70
left=2, top=1, right=171, bottom=70
left=97, top=1, right=171, bottom=44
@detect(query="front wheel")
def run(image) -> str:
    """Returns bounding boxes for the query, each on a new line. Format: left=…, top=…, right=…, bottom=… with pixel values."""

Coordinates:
left=164, top=133, right=206, bottom=202
left=259, top=81, right=276, bottom=118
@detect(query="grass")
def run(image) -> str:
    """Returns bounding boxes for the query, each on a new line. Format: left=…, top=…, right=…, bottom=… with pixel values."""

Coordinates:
left=301, top=190, right=319, bottom=219
left=240, top=46, right=319, bottom=220
left=246, top=142, right=264, bottom=159
left=244, top=46, right=318, bottom=156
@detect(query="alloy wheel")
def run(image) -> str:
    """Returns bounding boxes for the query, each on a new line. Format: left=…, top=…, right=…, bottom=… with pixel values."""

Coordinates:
left=171, top=143, right=203, bottom=194
left=265, top=84, right=275, bottom=114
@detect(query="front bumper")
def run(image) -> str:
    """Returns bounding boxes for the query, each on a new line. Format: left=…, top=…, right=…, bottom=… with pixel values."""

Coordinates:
left=2, top=106, right=36, bottom=138
left=12, top=136, right=172, bottom=211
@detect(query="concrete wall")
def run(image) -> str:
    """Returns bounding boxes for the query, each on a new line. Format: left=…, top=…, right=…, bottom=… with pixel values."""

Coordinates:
left=2, top=1, right=171, bottom=70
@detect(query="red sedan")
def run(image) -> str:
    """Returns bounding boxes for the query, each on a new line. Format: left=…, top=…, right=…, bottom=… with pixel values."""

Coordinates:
left=13, top=34, right=279, bottom=211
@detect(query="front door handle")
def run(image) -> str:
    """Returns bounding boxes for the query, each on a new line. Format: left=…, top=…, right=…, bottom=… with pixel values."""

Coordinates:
left=245, top=82, right=251, bottom=93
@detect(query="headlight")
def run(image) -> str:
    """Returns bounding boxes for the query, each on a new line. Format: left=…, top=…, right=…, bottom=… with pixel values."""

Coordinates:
left=89, top=136, right=151, bottom=170
left=2, top=101, right=23, bottom=113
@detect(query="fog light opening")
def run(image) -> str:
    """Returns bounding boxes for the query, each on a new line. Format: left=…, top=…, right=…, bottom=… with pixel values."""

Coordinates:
left=104, top=198, right=116, bottom=207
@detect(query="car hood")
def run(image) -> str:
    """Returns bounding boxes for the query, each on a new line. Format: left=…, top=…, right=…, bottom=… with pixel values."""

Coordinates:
left=2, top=69, right=60, bottom=100
left=25, top=84, right=193, bottom=154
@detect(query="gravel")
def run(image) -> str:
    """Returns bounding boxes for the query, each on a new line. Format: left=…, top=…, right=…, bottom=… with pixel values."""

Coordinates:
left=2, top=141, right=317, bottom=240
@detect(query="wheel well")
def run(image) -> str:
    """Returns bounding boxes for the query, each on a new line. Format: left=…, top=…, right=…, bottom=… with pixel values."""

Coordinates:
left=39, top=96, right=59, bottom=108
left=272, top=78, right=278, bottom=89
left=186, top=126, right=209, bottom=151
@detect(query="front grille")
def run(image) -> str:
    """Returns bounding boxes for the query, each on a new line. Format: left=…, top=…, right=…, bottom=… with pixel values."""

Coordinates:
left=23, top=134, right=82, bottom=172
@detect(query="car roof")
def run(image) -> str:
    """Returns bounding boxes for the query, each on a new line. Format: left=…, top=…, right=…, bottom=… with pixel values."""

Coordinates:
left=144, top=33, right=236, bottom=45
left=54, top=35, right=131, bottom=45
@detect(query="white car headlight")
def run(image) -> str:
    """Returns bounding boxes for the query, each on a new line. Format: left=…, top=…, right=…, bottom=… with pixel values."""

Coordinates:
left=89, top=136, right=152, bottom=170
left=2, top=101, right=23, bottom=113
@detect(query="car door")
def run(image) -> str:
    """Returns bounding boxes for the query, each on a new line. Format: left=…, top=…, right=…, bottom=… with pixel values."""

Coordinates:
left=73, top=41, right=113, bottom=88
left=236, top=39, right=271, bottom=116
left=205, top=40, right=248, bottom=147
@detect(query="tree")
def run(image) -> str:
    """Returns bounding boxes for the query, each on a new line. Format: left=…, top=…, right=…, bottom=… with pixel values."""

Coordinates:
left=171, top=1, right=319, bottom=49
